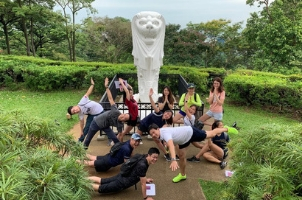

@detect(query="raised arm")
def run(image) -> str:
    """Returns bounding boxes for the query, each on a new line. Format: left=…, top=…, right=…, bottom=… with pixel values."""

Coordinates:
left=119, top=78, right=130, bottom=101
left=84, top=77, right=95, bottom=97
left=149, top=88, right=160, bottom=113
left=104, top=77, right=115, bottom=106
left=184, top=96, right=192, bottom=119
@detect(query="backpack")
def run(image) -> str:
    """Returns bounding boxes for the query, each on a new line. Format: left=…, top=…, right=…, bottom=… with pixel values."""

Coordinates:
left=109, top=142, right=125, bottom=156
left=120, top=154, right=146, bottom=177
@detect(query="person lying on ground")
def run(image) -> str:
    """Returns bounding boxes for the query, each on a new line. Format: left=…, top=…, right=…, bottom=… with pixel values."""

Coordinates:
left=79, top=133, right=142, bottom=172
left=88, top=147, right=160, bottom=200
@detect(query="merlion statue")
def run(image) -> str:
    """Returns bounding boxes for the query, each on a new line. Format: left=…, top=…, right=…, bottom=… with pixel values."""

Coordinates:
left=131, top=11, right=166, bottom=102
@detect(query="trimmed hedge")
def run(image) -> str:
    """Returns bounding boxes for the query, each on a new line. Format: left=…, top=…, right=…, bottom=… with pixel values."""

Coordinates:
left=224, top=70, right=302, bottom=114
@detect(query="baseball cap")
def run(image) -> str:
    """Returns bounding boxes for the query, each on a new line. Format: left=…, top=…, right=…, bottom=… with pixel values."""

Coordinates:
left=187, top=83, right=195, bottom=89
left=131, top=133, right=142, bottom=141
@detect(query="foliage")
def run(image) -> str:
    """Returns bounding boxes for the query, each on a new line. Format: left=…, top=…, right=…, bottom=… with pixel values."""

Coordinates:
left=223, top=123, right=302, bottom=199
left=0, top=109, right=91, bottom=200
left=224, top=70, right=302, bottom=118
left=243, top=0, right=302, bottom=74
left=200, top=103, right=301, bottom=199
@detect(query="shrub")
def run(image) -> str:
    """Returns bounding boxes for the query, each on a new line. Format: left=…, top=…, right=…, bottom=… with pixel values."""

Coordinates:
left=223, top=123, right=302, bottom=199
left=0, top=110, right=91, bottom=200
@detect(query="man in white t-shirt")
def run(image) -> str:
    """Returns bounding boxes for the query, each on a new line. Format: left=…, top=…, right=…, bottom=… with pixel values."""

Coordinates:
left=148, top=123, right=238, bottom=183
left=67, top=78, right=104, bottom=142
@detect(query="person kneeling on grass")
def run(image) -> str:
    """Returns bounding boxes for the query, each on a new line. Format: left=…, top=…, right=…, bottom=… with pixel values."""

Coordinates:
left=148, top=123, right=238, bottom=183
left=79, top=133, right=142, bottom=172
left=187, top=120, right=230, bottom=169
left=88, top=147, right=159, bottom=200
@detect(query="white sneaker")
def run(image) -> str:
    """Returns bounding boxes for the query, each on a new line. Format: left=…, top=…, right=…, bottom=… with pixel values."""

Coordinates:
left=147, top=135, right=152, bottom=139
left=140, top=141, right=143, bottom=145
left=97, top=135, right=105, bottom=141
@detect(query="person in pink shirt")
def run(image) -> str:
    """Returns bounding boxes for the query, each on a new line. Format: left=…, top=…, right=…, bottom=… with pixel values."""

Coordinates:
left=198, top=77, right=225, bottom=126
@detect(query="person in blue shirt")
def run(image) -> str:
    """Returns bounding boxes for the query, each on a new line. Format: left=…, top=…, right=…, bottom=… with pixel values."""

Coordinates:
left=187, top=120, right=230, bottom=169
left=79, top=133, right=142, bottom=172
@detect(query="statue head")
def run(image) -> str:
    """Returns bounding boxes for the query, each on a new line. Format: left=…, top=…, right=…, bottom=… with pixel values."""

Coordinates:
left=134, top=12, right=164, bottom=45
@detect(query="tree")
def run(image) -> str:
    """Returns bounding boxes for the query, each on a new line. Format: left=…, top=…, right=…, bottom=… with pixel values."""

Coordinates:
left=55, top=0, right=96, bottom=61
left=0, top=0, right=19, bottom=54
left=243, top=0, right=302, bottom=74
left=81, top=16, right=132, bottom=63
left=188, top=19, right=243, bottom=68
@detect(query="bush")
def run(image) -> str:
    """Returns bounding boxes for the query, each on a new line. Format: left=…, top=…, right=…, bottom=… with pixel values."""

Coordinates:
left=0, top=110, right=91, bottom=200
left=223, top=123, right=302, bottom=199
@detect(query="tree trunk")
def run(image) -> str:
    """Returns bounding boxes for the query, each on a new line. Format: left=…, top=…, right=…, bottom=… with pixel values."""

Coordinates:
left=2, top=23, right=11, bottom=54
left=30, top=18, right=35, bottom=56
left=72, top=7, right=76, bottom=62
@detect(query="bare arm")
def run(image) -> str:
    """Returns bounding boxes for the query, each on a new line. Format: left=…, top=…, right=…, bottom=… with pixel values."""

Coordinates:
left=119, top=78, right=130, bottom=101
left=104, top=77, right=115, bottom=106
left=149, top=88, right=160, bottom=113
left=166, top=139, right=179, bottom=171
left=184, top=95, right=192, bottom=119
left=79, top=118, right=84, bottom=136
left=84, top=78, right=95, bottom=97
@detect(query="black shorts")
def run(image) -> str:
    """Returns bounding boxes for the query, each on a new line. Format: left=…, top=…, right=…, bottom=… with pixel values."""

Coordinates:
left=94, top=155, right=112, bottom=172
left=98, top=174, right=137, bottom=193
left=137, top=124, right=148, bottom=133
left=127, top=119, right=137, bottom=127
left=178, top=126, right=207, bottom=149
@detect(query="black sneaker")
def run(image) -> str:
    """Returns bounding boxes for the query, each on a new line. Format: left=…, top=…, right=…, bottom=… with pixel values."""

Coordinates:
left=220, top=161, right=227, bottom=169
left=187, top=156, right=200, bottom=163
left=232, top=121, right=237, bottom=128
left=176, top=155, right=180, bottom=160
left=223, top=148, right=229, bottom=159
left=164, top=153, right=171, bottom=161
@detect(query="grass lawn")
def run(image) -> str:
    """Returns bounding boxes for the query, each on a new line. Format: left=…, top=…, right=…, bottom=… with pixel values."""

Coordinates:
left=0, top=89, right=94, bottom=133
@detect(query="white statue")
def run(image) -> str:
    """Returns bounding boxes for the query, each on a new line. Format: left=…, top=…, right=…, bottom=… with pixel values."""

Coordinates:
left=131, top=11, right=166, bottom=102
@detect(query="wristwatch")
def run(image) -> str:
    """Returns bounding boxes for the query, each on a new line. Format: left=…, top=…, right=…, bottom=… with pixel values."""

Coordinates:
left=171, top=158, right=177, bottom=161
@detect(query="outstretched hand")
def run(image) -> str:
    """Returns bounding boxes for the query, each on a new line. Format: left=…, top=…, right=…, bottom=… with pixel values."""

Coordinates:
left=169, top=161, right=179, bottom=171
left=90, top=77, right=94, bottom=85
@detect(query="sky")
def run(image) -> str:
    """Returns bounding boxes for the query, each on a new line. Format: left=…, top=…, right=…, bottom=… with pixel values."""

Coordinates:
left=73, top=0, right=265, bottom=28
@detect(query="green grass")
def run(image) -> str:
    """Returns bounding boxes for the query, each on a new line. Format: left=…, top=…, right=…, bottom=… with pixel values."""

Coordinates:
left=0, top=89, right=101, bottom=133
left=199, top=180, right=228, bottom=199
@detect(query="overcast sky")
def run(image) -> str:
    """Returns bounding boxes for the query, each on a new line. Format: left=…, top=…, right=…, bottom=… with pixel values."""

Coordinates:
left=72, top=0, right=265, bottom=28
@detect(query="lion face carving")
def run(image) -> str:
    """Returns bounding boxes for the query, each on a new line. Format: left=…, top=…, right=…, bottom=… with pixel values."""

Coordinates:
left=135, top=14, right=163, bottom=45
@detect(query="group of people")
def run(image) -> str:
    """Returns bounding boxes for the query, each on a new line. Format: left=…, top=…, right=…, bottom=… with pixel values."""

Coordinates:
left=67, top=76, right=237, bottom=198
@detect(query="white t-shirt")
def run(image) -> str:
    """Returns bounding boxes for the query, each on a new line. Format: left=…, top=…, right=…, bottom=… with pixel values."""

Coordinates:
left=78, top=95, right=104, bottom=120
left=159, top=126, right=193, bottom=145
left=184, top=115, right=195, bottom=126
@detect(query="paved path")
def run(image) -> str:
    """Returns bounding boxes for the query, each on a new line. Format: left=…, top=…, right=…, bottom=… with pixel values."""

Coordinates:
left=68, top=120, right=229, bottom=200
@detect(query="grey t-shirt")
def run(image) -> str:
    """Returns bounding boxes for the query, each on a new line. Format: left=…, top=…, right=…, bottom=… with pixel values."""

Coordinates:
left=94, top=104, right=123, bottom=133
left=78, top=95, right=104, bottom=120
